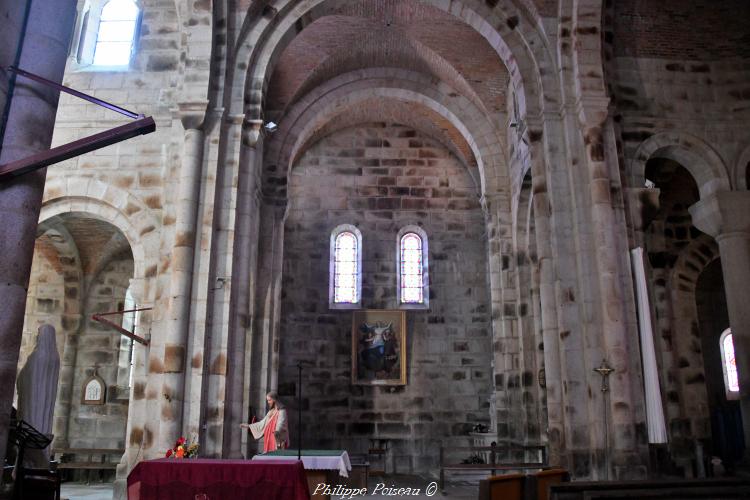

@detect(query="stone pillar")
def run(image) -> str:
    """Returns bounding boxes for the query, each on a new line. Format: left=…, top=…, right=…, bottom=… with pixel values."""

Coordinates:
left=0, top=0, right=77, bottom=466
left=113, top=279, right=149, bottom=500
left=533, top=190, right=565, bottom=467
left=158, top=101, right=208, bottom=454
left=199, top=113, right=245, bottom=457
left=689, top=191, right=750, bottom=446
left=223, top=122, right=262, bottom=457
left=576, top=102, right=647, bottom=478
left=248, top=201, right=287, bottom=452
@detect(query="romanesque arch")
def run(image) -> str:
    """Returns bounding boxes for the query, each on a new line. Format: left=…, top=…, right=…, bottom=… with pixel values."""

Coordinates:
left=629, top=132, right=731, bottom=199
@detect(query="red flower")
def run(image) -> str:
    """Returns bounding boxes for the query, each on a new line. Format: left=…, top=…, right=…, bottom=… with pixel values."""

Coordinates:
left=177, top=437, right=186, bottom=446
left=166, top=449, right=173, bottom=458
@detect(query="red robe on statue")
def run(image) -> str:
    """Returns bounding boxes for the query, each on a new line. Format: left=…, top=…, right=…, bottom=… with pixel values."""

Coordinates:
left=249, top=407, right=289, bottom=453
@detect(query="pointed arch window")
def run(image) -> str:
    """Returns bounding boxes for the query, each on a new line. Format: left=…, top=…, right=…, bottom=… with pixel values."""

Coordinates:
left=720, top=328, right=740, bottom=399
left=329, top=225, right=362, bottom=309
left=397, top=226, right=429, bottom=308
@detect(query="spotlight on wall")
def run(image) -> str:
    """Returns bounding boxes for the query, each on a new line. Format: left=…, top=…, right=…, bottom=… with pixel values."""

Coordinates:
left=264, top=121, right=278, bottom=133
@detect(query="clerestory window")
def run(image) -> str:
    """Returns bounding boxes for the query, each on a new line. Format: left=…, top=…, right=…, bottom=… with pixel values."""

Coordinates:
left=73, top=0, right=141, bottom=70
left=329, top=225, right=362, bottom=309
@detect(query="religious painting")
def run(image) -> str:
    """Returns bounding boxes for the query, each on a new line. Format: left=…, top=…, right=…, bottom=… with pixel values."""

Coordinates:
left=351, top=310, right=407, bottom=385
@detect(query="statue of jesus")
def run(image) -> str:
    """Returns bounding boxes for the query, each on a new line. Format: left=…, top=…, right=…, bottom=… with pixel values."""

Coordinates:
left=240, top=391, right=289, bottom=453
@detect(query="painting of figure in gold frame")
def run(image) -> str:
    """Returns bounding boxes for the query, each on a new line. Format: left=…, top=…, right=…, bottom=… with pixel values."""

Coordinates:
left=351, top=310, right=407, bottom=385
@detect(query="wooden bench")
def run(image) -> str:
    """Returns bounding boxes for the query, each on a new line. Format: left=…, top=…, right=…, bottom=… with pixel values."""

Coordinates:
left=478, top=468, right=569, bottom=500
left=51, top=448, right=123, bottom=482
left=439, top=442, right=548, bottom=492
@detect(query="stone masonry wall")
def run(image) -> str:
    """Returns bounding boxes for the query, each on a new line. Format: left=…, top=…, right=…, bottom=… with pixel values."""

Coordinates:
left=278, top=124, right=493, bottom=475
left=67, top=256, right=133, bottom=451
left=18, top=239, right=66, bottom=369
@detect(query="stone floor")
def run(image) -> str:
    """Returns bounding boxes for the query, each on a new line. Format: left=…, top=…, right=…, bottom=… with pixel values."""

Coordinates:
left=59, top=476, right=477, bottom=499
left=60, top=483, right=114, bottom=500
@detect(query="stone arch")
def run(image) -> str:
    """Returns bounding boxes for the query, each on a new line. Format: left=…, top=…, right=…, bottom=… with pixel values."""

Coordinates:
left=263, top=73, right=506, bottom=198
left=40, top=178, right=159, bottom=287
left=235, top=0, right=559, bottom=123
left=629, top=132, right=731, bottom=199
left=666, top=233, right=721, bottom=445
left=670, top=234, right=720, bottom=294
left=734, top=144, right=750, bottom=191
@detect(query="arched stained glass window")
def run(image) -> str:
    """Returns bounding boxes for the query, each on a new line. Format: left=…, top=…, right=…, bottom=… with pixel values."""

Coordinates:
left=93, top=0, right=140, bottom=66
left=400, top=233, right=423, bottom=304
left=397, top=226, right=428, bottom=308
left=330, top=225, right=362, bottom=308
left=720, top=328, right=740, bottom=398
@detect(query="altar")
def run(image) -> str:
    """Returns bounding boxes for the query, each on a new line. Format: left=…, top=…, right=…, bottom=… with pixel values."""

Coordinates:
left=252, top=450, right=352, bottom=500
left=127, top=458, right=310, bottom=500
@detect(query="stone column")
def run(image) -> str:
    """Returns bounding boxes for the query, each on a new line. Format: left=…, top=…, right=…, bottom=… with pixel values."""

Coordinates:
left=0, top=0, right=77, bottom=465
left=533, top=190, right=565, bottom=466
left=199, top=113, right=245, bottom=457
left=158, top=101, right=208, bottom=453
left=248, top=201, right=288, bottom=449
left=689, top=191, right=750, bottom=446
left=223, top=122, right=262, bottom=457
left=113, top=279, right=149, bottom=500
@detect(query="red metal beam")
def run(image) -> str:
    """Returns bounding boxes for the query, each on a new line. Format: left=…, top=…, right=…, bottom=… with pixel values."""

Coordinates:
left=92, top=307, right=152, bottom=346
left=7, top=66, right=142, bottom=119
left=0, top=117, right=155, bottom=181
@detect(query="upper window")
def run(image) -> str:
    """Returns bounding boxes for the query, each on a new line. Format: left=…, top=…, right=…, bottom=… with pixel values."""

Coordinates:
left=720, top=328, right=740, bottom=399
left=74, top=0, right=140, bottom=69
left=94, top=0, right=139, bottom=66
left=397, top=226, right=429, bottom=308
left=329, top=225, right=362, bottom=309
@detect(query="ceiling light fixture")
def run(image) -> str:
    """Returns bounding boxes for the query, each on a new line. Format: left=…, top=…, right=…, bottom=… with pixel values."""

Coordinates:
left=264, top=121, right=278, bottom=133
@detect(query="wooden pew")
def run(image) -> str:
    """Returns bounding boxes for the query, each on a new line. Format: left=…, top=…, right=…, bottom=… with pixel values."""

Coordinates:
left=439, top=442, right=548, bottom=492
left=51, top=447, right=123, bottom=482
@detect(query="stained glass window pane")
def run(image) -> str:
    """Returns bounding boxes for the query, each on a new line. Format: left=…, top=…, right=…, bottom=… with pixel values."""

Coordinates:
left=723, top=333, right=739, bottom=393
left=94, top=0, right=138, bottom=66
left=334, top=231, right=358, bottom=303
left=400, top=233, right=423, bottom=304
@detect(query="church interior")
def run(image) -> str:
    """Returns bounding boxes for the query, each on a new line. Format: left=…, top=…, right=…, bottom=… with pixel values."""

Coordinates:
left=1, top=0, right=750, bottom=499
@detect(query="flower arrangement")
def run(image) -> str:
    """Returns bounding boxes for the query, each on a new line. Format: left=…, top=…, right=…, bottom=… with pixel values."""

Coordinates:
left=165, top=437, right=199, bottom=458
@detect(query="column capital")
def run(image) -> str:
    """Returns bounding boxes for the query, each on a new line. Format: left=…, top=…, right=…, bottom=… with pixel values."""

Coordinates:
left=174, top=100, right=209, bottom=130
left=689, top=191, right=750, bottom=238
left=575, top=94, right=611, bottom=129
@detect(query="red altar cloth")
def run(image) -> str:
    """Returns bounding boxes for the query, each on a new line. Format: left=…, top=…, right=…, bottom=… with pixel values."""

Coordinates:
left=127, top=458, right=311, bottom=500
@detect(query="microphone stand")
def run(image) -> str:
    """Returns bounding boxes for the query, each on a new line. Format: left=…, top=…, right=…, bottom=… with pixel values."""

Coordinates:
left=297, top=363, right=302, bottom=461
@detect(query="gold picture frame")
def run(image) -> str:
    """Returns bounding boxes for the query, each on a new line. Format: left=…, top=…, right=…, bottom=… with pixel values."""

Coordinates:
left=351, top=310, right=407, bottom=385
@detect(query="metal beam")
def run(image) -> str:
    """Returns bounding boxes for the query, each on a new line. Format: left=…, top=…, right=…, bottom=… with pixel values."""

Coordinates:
left=0, top=117, right=155, bottom=181
left=92, top=307, right=152, bottom=346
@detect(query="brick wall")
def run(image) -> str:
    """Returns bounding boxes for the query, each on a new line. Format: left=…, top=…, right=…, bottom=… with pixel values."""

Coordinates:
left=278, top=124, right=493, bottom=474
left=614, top=0, right=750, bottom=60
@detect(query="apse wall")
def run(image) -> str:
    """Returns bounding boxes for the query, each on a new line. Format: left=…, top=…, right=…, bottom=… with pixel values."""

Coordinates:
left=278, top=124, right=493, bottom=474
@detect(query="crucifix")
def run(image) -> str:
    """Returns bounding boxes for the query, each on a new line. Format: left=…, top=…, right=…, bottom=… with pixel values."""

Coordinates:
left=593, top=359, right=615, bottom=480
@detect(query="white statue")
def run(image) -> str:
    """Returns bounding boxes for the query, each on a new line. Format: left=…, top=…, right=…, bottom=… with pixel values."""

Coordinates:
left=16, top=324, right=60, bottom=467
